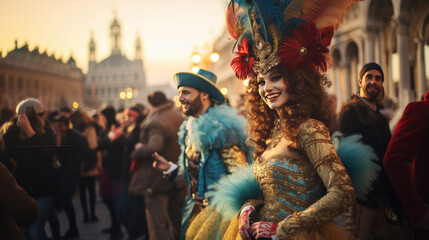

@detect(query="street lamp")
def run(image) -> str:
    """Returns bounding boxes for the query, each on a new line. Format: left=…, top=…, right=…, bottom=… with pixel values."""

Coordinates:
left=72, top=101, right=79, bottom=109
left=191, top=52, right=201, bottom=64
left=210, top=52, right=220, bottom=63
left=190, top=49, right=220, bottom=71
left=191, top=65, right=200, bottom=74
left=119, top=87, right=134, bottom=106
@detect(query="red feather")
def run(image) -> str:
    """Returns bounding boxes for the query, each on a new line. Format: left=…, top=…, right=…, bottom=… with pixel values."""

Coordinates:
left=279, top=21, right=330, bottom=72
left=231, top=38, right=254, bottom=80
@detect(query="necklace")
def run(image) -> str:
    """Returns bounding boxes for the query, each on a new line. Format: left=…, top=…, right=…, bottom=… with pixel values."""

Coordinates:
left=269, top=119, right=282, bottom=148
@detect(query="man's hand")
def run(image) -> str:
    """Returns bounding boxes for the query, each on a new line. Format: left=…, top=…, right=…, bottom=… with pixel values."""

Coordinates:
left=239, top=205, right=256, bottom=240
left=152, top=152, right=171, bottom=171
left=250, top=221, right=278, bottom=240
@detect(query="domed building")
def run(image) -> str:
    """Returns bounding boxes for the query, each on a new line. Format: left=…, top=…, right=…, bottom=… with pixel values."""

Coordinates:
left=84, top=14, right=147, bottom=109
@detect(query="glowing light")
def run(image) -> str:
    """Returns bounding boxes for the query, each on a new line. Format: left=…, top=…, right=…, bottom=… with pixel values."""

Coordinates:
left=191, top=53, right=201, bottom=64
left=243, top=79, right=249, bottom=87
left=126, top=91, right=133, bottom=99
left=220, top=87, right=228, bottom=95
left=120, top=91, right=126, bottom=99
left=210, top=52, right=220, bottom=63
left=191, top=65, right=200, bottom=74
left=72, top=101, right=79, bottom=109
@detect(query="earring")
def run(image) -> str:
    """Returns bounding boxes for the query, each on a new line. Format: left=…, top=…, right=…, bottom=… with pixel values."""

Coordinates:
left=259, top=99, right=265, bottom=112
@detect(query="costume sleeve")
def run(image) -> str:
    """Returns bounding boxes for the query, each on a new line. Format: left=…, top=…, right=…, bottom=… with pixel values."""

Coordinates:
left=383, top=102, right=428, bottom=222
left=131, top=123, right=165, bottom=161
left=276, top=120, right=355, bottom=238
left=0, top=162, right=39, bottom=227
left=220, top=145, right=247, bottom=173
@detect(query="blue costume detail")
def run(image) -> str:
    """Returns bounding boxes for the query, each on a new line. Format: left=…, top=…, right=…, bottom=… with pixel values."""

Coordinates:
left=177, top=104, right=251, bottom=238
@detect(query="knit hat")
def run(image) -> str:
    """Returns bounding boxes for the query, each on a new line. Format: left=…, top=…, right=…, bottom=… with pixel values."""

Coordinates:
left=147, top=91, right=168, bottom=107
left=359, top=62, right=384, bottom=82
left=16, top=98, right=45, bottom=114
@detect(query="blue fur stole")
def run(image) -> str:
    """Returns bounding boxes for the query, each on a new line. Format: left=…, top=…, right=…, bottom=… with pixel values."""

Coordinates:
left=207, top=165, right=260, bottom=219
left=333, top=132, right=381, bottom=201
left=177, top=104, right=252, bottom=176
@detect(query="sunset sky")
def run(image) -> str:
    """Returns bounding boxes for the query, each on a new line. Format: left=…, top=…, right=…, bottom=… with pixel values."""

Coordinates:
left=0, top=0, right=228, bottom=86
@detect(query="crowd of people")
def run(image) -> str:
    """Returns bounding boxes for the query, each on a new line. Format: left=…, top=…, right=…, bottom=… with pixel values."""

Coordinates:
left=0, top=66, right=428, bottom=240
left=1, top=1, right=429, bottom=240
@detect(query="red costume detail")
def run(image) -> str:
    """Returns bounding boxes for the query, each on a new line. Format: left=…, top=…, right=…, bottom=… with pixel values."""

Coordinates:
left=231, top=38, right=255, bottom=80
left=383, top=98, right=429, bottom=223
left=279, top=22, right=333, bottom=73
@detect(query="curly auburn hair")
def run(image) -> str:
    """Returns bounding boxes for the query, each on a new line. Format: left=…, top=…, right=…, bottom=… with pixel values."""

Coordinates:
left=245, top=66, right=332, bottom=158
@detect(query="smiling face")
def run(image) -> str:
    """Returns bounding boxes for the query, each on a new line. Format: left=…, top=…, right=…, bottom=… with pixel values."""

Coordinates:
left=359, top=69, right=383, bottom=102
left=257, top=71, right=289, bottom=110
left=178, top=86, right=205, bottom=117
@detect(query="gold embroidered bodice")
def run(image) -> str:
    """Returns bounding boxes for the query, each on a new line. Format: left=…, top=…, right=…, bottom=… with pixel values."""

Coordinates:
left=253, top=119, right=355, bottom=238
left=254, top=153, right=325, bottom=223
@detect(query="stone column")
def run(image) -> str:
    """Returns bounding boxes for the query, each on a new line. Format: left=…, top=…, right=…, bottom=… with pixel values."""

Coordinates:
left=350, top=58, right=358, bottom=94
left=365, top=24, right=377, bottom=62
left=343, top=62, right=352, bottom=98
left=334, top=66, right=343, bottom=106
left=416, top=37, right=427, bottom=99
left=395, top=14, right=411, bottom=109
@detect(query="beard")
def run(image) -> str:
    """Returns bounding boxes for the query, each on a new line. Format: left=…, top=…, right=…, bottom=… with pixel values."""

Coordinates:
left=182, top=95, right=203, bottom=116
left=363, top=83, right=381, bottom=102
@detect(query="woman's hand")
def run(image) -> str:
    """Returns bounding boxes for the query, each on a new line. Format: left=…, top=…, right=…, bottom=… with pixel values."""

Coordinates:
left=17, top=114, right=35, bottom=138
left=152, top=152, right=171, bottom=171
left=250, top=221, right=278, bottom=240
left=239, top=205, right=256, bottom=240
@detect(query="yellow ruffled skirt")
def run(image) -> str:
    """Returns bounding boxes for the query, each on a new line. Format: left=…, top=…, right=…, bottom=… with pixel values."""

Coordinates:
left=187, top=207, right=354, bottom=240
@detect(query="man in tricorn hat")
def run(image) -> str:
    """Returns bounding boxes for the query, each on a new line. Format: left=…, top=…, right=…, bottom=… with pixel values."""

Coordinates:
left=153, top=69, right=252, bottom=239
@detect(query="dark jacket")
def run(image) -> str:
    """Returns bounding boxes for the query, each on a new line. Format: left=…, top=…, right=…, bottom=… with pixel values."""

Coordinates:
left=129, top=102, right=184, bottom=195
left=3, top=121, right=61, bottom=197
left=0, top=161, right=39, bottom=240
left=339, top=95, right=392, bottom=208
left=98, top=128, right=127, bottom=180
left=56, top=129, right=88, bottom=182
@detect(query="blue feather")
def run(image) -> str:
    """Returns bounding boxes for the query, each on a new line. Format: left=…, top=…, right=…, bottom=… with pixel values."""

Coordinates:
left=334, top=132, right=381, bottom=201
left=251, top=0, right=282, bottom=42
left=208, top=165, right=260, bottom=219
left=280, top=0, right=294, bottom=12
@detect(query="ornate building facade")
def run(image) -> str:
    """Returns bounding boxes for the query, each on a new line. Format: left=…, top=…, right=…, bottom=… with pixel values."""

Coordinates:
left=84, top=15, right=147, bottom=109
left=209, top=0, right=429, bottom=115
left=329, top=0, right=429, bottom=110
left=0, top=41, right=84, bottom=110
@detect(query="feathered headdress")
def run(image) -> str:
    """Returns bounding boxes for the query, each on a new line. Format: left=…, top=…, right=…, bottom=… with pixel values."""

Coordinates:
left=227, top=0, right=359, bottom=80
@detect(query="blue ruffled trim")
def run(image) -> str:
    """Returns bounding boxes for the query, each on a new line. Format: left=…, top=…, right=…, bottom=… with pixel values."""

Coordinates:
left=334, top=132, right=381, bottom=201
left=208, top=165, right=260, bottom=219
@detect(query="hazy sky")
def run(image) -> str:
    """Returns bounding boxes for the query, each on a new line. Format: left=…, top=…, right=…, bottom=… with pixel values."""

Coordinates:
left=0, top=0, right=228, bottom=86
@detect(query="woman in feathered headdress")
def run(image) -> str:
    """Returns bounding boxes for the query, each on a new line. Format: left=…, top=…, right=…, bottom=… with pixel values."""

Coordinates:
left=185, top=0, right=375, bottom=239
left=226, top=0, right=360, bottom=239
